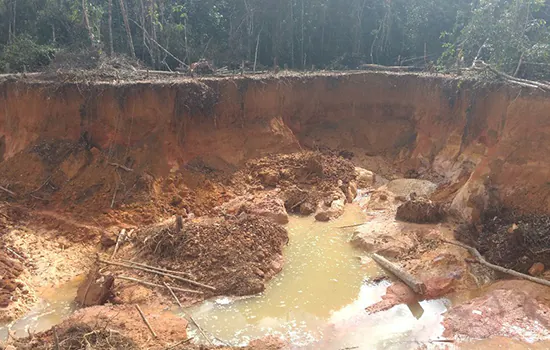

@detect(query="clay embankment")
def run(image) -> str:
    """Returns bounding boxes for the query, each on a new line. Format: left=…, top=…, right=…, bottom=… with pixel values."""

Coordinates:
left=2, top=71, right=550, bottom=347
left=2, top=72, right=550, bottom=221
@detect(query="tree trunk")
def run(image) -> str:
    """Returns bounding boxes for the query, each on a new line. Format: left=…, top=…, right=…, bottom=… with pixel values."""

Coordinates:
left=82, top=0, right=94, bottom=45
left=108, top=0, right=114, bottom=55
left=290, top=0, right=294, bottom=68
left=139, top=0, right=149, bottom=61
left=300, top=0, right=304, bottom=68
left=12, top=0, right=16, bottom=38
left=254, top=26, right=262, bottom=72
left=149, top=0, right=159, bottom=68
left=184, top=16, right=189, bottom=66
left=119, top=0, right=136, bottom=58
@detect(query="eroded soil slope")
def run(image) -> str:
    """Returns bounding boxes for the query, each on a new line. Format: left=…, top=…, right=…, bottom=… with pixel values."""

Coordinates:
left=2, top=71, right=550, bottom=348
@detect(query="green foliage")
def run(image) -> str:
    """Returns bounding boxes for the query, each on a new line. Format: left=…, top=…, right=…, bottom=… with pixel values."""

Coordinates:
left=441, top=0, right=550, bottom=77
left=0, top=0, right=549, bottom=79
left=0, top=35, right=55, bottom=72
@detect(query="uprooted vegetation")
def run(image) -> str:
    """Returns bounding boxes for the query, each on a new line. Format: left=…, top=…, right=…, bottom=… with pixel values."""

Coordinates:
left=455, top=208, right=550, bottom=274
left=111, top=214, right=288, bottom=298
left=8, top=324, right=138, bottom=350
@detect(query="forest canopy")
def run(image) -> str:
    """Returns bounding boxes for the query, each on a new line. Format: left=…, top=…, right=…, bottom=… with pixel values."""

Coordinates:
left=1, top=0, right=550, bottom=79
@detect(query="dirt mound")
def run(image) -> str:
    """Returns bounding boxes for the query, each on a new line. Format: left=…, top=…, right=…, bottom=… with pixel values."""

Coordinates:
left=10, top=323, right=138, bottom=350
left=395, top=198, right=445, bottom=223
left=234, top=152, right=355, bottom=215
left=114, top=215, right=288, bottom=298
left=10, top=304, right=191, bottom=350
left=456, top=208, right=550, bottom=273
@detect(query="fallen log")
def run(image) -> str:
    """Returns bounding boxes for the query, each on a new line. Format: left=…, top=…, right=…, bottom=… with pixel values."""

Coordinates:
left=442, top=239, right=550, bottom=288
left=117, top=276, right=203, bottom=294
left=372, top=253, right=427, bottom=294
left=100, top=258, right=216, bottom=291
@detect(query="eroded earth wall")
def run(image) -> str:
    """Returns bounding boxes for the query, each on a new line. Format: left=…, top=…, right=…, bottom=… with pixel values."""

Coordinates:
left=1, top=72, right=549, bottom=221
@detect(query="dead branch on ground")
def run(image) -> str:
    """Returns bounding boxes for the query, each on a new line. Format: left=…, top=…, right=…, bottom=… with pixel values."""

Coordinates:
left=117, top=276, right=203, bottom=294
left=165, top=338, right=192, bottom=350
left=121, top=259, right=195, bottom=278
left=0, top=185, right=16, bottom=197
left=108, top=162, right=134, bottom=172
left=442, top=239, right=550, bottom=288
left=164, top=282, right=212, bottom=345
left=135, top=305, right=157, bottom=338
left=99, top=258, right=216, bottom=290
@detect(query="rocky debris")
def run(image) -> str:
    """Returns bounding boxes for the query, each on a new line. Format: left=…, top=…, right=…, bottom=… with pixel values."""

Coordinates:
left=125, top=215, right=288, bottom=297
left=314, top=191, right=346, bottom=221
left=351, top=228, right=417, bottom=259
left=355, top=167, right=374, bottom=188
left=215, top=192, right=289, bottom=224
left=258, top=169, right=280, bottom=187
left=382, top=179, right=437, bottom=198
left=362, top=189, right=396, bottom=211
left=100, top=231, right=117, bottom=248
left=299, top=201, right=316, bottom=215
left=529, top=263, right=545, bottom=276
left=443, top=288, right=550, bottom=342
left=365, top=282, right=417, bottom=314
left=395, top=198, right=446, bottom=223
left=238, top=152, right=356, bottom=217
left=366, top=277, right=456, bottom=314
left=344, top=180, right=358, bottom=203
left=248, top=197, right=289, bottom=224
left=75, top=268, right=114, bottom=306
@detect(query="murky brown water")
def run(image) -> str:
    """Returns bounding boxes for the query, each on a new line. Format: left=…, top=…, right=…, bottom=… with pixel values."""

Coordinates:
left=186, top=205, right=451, bottom=349
left=0, top=276, right=82, bottom=340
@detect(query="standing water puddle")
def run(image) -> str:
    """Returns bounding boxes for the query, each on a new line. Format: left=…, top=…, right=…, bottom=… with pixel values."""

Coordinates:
left=185, top=205, right=450, bottom=349
left=0, top=205, right=451, bottom=348
left=0, top=276, right=81, bottom=340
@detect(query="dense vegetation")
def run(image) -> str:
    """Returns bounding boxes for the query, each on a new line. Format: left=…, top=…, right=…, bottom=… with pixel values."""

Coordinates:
left=1, top=0, right=550, bottom=78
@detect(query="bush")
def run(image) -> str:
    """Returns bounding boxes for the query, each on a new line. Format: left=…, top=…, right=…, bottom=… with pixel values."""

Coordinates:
left=0, top=35, right=55, bottom=73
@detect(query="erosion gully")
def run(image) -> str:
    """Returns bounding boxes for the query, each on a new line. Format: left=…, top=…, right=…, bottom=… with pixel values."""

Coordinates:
left=0, top=203, right=453, bottom=349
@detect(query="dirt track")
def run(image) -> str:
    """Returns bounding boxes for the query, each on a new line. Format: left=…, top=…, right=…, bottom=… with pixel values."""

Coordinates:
left=2, top=71, right=550, bottom=348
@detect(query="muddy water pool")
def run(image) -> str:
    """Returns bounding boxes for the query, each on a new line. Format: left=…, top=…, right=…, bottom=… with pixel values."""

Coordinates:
left=0, top=205, right=452, bottom=349
left=0, top=276, right=82, bottom=340
left=186, top=205, right=451, bottom=349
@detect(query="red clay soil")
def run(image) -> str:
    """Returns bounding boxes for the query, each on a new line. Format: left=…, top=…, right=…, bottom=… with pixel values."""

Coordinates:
left=0, top=254, right=25, bottom=309
left=443, top=282, right=550, bottom=342
left=8, top=304, right=189, bottom=350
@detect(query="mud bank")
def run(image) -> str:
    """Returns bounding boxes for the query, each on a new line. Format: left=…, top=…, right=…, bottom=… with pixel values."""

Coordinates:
left=1, top=72, right=550, bottom=221
left=2, top=71, right=550, bottom=348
